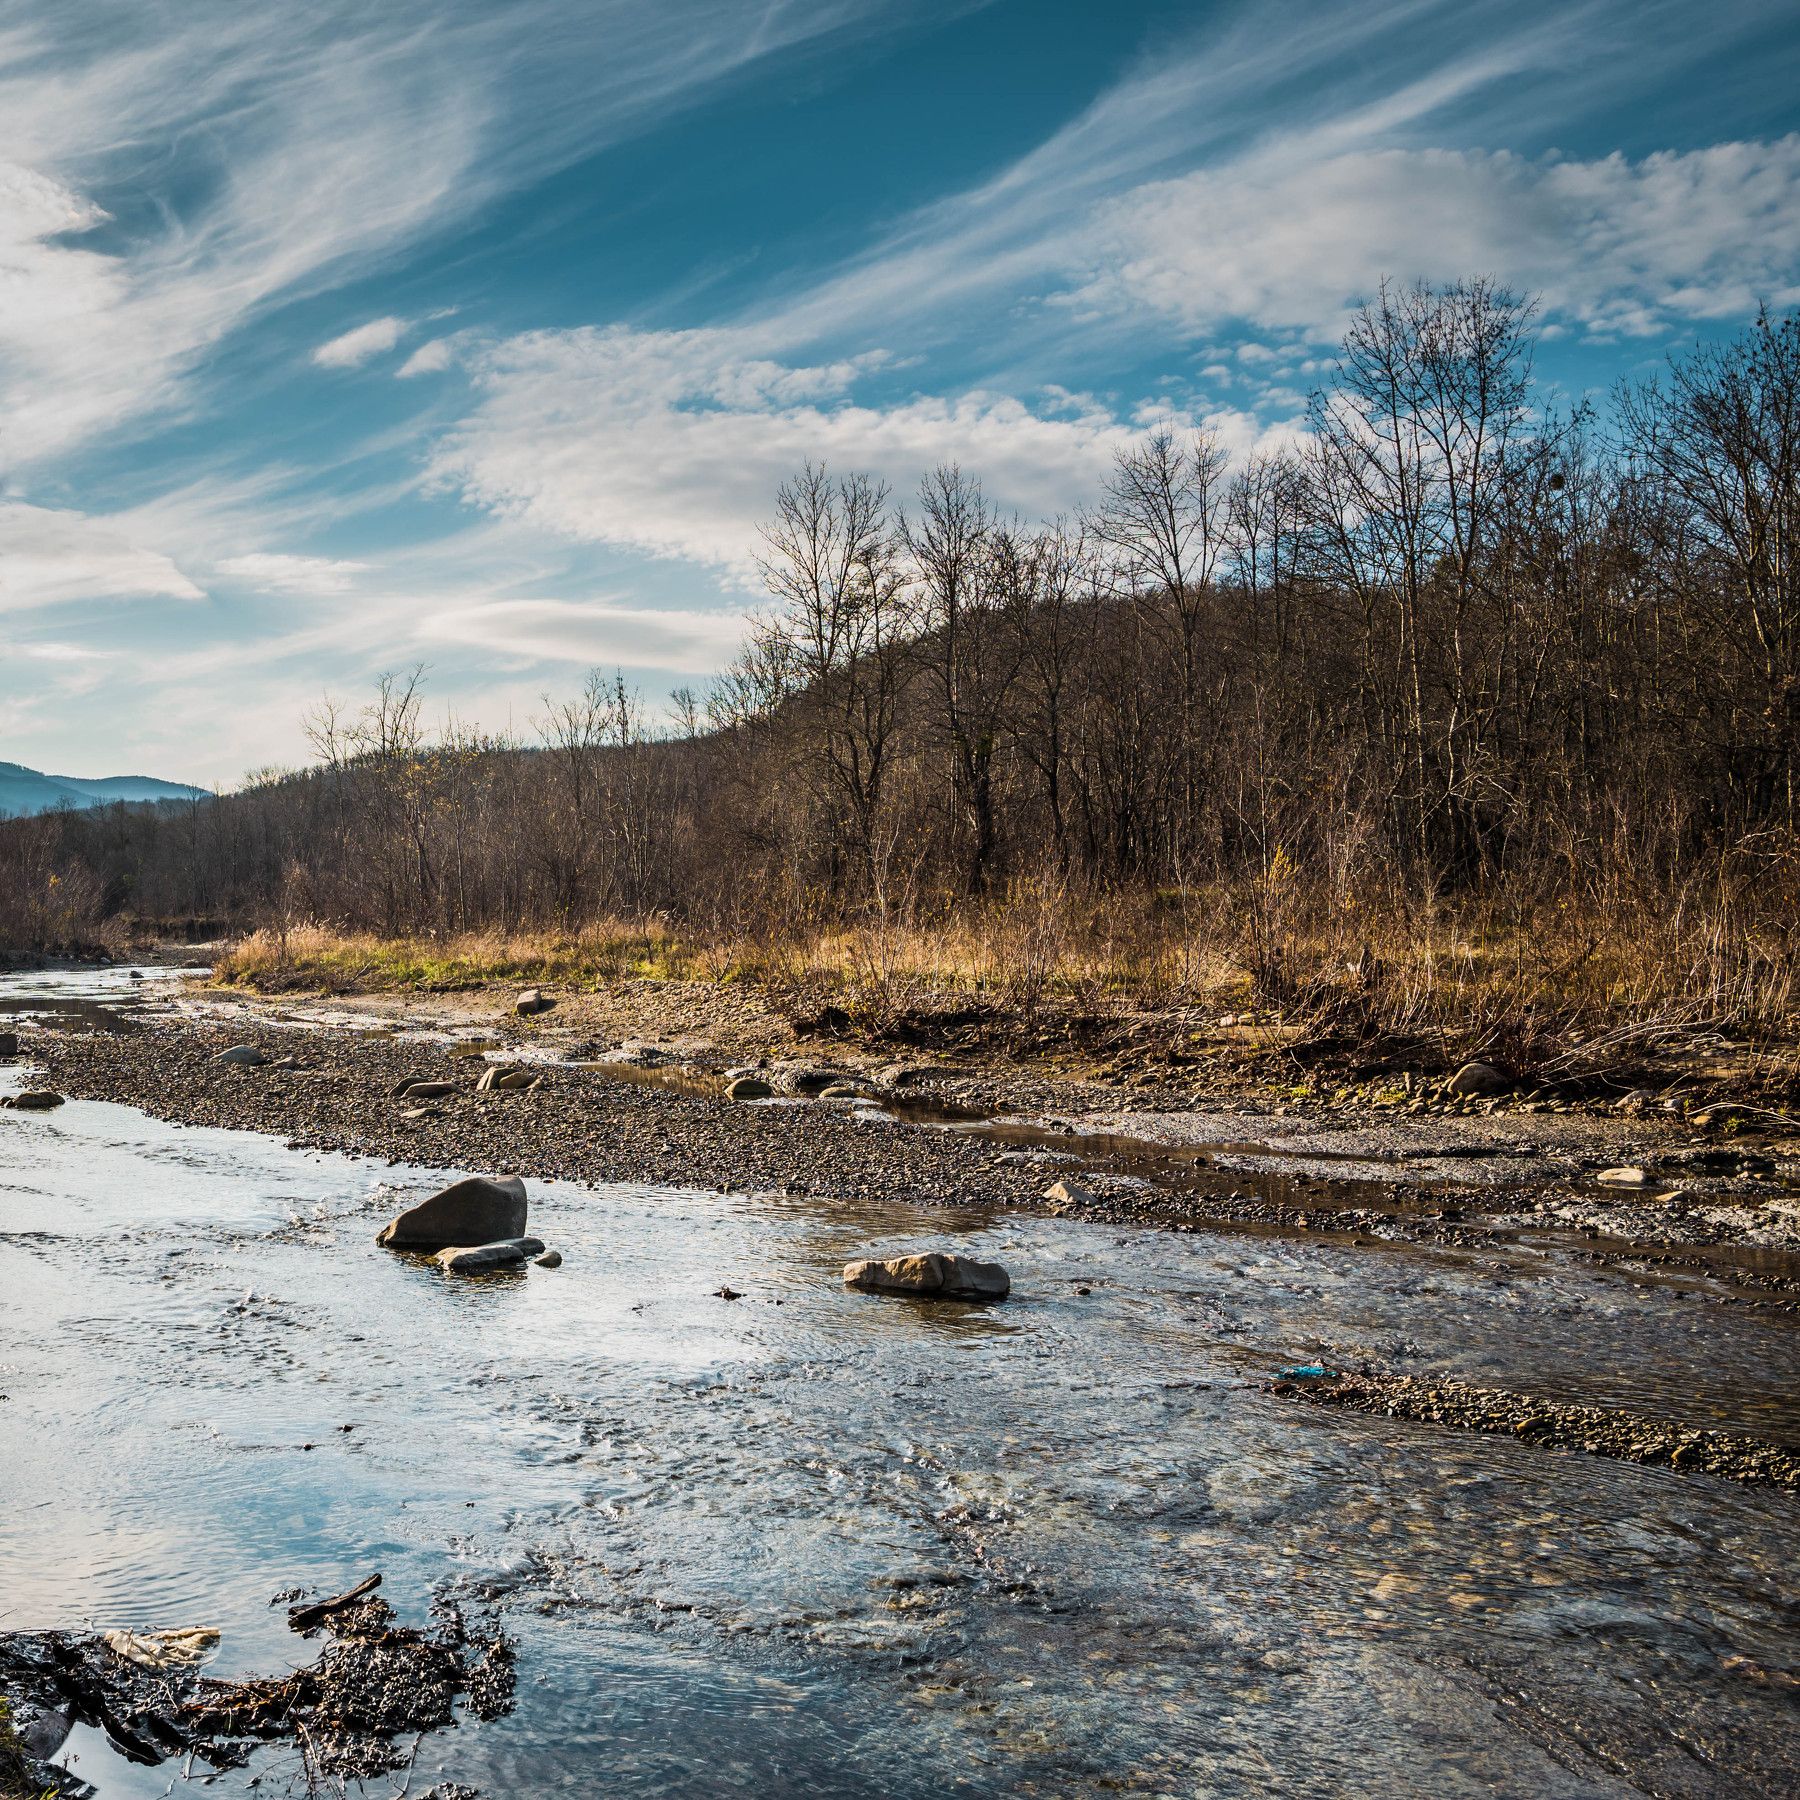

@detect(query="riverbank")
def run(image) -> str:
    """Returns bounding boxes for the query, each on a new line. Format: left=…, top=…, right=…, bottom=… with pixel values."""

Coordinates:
left=14, top=968, right=1800, bottom=1281
left=210, top=909, right=1800, bottom=1106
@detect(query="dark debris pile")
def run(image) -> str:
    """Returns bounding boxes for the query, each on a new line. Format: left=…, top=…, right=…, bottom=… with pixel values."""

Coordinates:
left=0, top=1582, right=514, bottom=1793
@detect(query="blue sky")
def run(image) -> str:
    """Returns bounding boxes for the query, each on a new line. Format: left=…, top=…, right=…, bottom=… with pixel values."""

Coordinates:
left=3, top=0, right=1798, bottom=786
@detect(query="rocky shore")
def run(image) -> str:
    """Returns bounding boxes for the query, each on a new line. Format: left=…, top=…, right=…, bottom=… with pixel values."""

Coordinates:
left=1272, top=1368, right=1800, bottom=1488
left=34, top=1016, right=1060, bottom=1211
left=14, top=977, right=1800, bottom=1278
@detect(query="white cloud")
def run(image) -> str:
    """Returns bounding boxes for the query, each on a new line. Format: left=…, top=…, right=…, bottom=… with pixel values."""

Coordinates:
left=215, top=552, right=372, bottom=594
left=313, top=316, right=410, bottom=368
left=428, top=324, right=1285, bottom=578
left=396, top=337, right=458, bottom=377
left=424, top=598, right=749, bottom=671
left=1069, top=137, right=1800, bottom=341
left=0, top=502, right=204, bottom=612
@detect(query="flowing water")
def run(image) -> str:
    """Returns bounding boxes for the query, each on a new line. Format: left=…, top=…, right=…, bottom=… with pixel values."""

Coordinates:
left=1, top=968, right=1796, bottom=1796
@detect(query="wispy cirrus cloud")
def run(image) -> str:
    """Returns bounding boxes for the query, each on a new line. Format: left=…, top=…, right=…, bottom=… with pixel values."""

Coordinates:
left=0, top=502, right=203, bottom=612
left=426, top=324, right=1287, bottom=578
left=0, top=0, right=972, bottom=465
left=214, top=553, right=373, bottom=594
left=424, top=597, right=749, bottom=670
left=313, top=317, right=412, bottom=369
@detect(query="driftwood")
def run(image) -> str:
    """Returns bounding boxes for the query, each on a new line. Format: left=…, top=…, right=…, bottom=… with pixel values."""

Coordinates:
left=286, top=1573, right=382, bottom=1634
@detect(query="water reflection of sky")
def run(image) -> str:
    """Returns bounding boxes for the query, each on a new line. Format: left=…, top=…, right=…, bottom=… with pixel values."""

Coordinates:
left=2, top=968, right=1797, bottom=1797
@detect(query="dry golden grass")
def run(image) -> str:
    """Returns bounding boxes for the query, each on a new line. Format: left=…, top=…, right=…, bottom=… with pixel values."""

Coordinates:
left=210, top=867, right=1800, bottom=1093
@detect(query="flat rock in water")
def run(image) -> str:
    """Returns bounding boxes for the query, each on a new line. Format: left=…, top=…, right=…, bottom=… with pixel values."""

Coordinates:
left=377, top=1175, right=528, bottom=1251
left=215, top=1044, right=268, bottom=1066
left=434, top=1236, right=545, bottom=1273
left=1597, top=1165, right=1648, bottom=1186
left=725, top=1075, right=774, bottom=1101
left=3, top=1090, right=65, bottom=1111
left=534, top=1250, right=563, bottom=1268
left=843, top=1251, right=1011, bottom=1302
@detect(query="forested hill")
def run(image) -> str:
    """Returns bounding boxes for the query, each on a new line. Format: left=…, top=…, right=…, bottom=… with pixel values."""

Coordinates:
left=0, top=761, right=210, bottom=820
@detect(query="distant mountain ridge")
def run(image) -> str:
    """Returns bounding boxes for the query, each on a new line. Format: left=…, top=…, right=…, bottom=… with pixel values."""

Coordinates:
left=0, top=760, right=211, bottom=819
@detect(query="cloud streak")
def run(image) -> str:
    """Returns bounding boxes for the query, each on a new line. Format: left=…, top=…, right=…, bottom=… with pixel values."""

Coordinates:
left=0, top=0, right=965, bottom=464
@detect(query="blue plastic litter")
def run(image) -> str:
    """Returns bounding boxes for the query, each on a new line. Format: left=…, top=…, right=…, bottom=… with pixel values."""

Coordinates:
left=1278, top=1363, right=1335, bottom=1379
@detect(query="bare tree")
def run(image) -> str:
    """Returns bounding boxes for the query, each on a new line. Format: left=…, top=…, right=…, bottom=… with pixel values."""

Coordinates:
left=754, top=462, right=913, bottom=891
left=1093, top=424, right=1231, bottom=853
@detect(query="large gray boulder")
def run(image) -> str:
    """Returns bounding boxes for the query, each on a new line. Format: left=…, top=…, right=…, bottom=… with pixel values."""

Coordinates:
left=843, top=1251, right=1010, bottom=1302
left=434, top=1236, right=545, bottom=1273
left=516, top=988, right=554, bottom=1016
left=377, top=1176, right=527, bottom=1251
left=215, top=1044, right=268, bottom=1067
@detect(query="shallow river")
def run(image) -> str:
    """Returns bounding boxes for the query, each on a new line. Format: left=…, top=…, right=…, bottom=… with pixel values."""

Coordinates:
left=1, top=968, right=1796, bottom=1796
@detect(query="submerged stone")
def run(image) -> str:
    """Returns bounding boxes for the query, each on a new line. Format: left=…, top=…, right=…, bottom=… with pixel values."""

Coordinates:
left=434, top=1236, right=546, bottom=1274
left=3, top=1090, right=64, bottom=1111
left=377, top=1175, right=527, bottom=1251
left=725, top=1075, right=774, bottom=1101
left=843, top=1251, right=1011, bottom=1302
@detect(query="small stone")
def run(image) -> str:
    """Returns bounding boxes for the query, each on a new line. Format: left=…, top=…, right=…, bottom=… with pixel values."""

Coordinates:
left=1596, top=1166, right=1648, bottom=1187
left=215, top=1044, right=268, bottom=1066
left=1043, top=1178, right=1096, bottom=1208
left=1446, top=1061, right=1511, bottom=1097
left=515, top=988, right=554, bottom=1016
left=393, top=1078, right=461, bottom=1100
left=534, top=1250, right=563, bottom=1268
left=715, top=1285, right=744, bottom=1300
left=476, top=1065, right=538, bottom=1093
left=724, top=1075, right=774, bottom=1101
left=842, top=1252, right=1011, bottom=1302
left=3, top=1090, right=64, bottom=1110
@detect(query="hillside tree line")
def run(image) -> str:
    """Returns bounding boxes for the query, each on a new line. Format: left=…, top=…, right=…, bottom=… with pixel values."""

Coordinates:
left=5, top=280, right=1798, bottom=960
